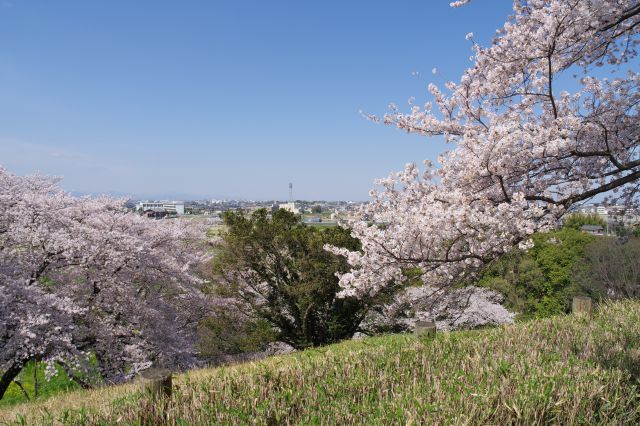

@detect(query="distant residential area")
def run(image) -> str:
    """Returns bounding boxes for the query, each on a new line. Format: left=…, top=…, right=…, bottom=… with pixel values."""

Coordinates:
left=129, top=199, right=640, bottom=236
left=130, top=198, right=367, bottom=225
left=568, top=204, right=640, bottom=236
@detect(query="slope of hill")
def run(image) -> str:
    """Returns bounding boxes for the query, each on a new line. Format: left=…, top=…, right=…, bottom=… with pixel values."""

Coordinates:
left=1, top=300, right=639, bottom=425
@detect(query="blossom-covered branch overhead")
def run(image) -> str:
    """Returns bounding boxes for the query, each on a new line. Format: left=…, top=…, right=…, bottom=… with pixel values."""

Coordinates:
left=330, top=0, right=639, bottom=298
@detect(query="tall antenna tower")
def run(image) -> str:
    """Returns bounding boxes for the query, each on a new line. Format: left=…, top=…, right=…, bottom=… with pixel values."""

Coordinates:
left=289, top=182, right=293, bottom=202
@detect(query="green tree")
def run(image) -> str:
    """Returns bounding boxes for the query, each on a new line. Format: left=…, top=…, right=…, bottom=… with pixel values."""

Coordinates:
left=197, top=308, right=277, bottom=360
left=478, top=228, right=595, bottom=319
left=210, top=209, right=368, bottom=349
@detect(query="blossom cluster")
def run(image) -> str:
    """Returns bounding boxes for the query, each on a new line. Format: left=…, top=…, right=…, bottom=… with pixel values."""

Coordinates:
left=0, top=167, right=216, bottom=395
left=330, top=0, right=639, bottom=300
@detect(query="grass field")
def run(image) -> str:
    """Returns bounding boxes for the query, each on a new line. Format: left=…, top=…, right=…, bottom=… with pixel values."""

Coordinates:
left=1, top=300, right=639, bottom=425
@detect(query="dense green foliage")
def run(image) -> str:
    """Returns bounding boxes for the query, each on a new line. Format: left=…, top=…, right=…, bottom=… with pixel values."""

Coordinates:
left=2, top=300, right=638, bottom=425
left=0, top=362, right=79, bottom=408
left=197, top=309, right=277, bottom=359
left=478, top=228, right=595, bottom=319
left=209, top=209, right=367, bottom=349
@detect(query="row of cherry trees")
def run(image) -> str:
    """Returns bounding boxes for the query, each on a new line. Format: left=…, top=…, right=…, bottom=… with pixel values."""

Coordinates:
left=331, top=0, right=639, bottom=299
left=0, top=167, right=219, bottom=399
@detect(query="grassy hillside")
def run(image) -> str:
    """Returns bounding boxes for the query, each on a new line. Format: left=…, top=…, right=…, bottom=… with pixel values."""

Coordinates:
left=1, top=300, right=639, bottom=425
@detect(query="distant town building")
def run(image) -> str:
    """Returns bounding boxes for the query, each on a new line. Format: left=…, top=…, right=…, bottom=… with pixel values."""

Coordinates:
left=142, top=210, right=169, bottom=219
left=580, top=224, right=605, bottom=235
left=571, top=203, right=640, bottom=235
left=574, top=204, right=639, bottom=224
left=278, top=202, right=300, bottom=214
left=136, top=201, right=185, bottom=215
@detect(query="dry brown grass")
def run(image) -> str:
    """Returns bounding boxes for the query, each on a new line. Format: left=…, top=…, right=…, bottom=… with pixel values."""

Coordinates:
left=1, top=300, right=639, bottom=425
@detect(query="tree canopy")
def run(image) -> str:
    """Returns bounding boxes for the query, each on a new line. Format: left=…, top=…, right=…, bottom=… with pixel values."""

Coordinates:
left=477, top=228, right=595, bottom=318
left=0, top=167, right=214, bottom=400
left=211, top=209, right=368, bottom=349
left=330, top=0, right=640, bottom=301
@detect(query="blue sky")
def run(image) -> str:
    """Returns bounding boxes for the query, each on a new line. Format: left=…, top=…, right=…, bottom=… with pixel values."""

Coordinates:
left=0, top=1, right=512, bottom=200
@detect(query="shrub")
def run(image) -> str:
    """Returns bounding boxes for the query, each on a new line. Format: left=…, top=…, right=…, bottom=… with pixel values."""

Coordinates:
left=478, top=228, right=595, bottom=319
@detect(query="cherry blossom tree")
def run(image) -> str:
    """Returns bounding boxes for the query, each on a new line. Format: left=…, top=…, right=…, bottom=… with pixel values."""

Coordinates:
left=358, top=285, right=515, bottom=335
left=331, top=0, right=639, bottom=300
left=0, top=167, right=215, bottom=399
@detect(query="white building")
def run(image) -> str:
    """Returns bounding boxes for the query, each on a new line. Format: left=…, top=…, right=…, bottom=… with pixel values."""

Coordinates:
left=278, top=202, right=300, bottom=214
left=573, top=203, right=640, bottom=233
left=136, top=201, right=185, bottom=215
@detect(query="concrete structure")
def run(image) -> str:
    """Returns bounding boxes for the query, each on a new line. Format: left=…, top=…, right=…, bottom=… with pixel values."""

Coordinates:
left=572, top=204, right=640, bottom=234
left=136, top=201, right=185, bottom=215
left=278, top=202, right=299, bottom=214
left=580, top=224, right=605, bottom=235
left=605, top=205, right=640, bottom=226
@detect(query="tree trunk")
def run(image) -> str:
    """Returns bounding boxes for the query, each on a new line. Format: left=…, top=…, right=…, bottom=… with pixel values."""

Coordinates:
left=302, top=303, right=316, bottom=346
left=12, top=380, right=30, bottom=401
left=0, top=361, right=26, bottom=401
left=33, top=360, right=38, bottom=399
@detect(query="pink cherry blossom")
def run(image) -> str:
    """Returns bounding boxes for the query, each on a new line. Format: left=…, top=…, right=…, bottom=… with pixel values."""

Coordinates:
left=0, top=167, right=218, bottom=399
left=330, top=1, right=639, bottom=302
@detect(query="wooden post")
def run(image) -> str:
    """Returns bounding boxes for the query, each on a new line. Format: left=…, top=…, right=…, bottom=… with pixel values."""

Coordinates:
left=572, top=296, right=593, bottom=319
left=415, top=320, right=437, bottom=338
left=140, top=368, right=172, bottom=399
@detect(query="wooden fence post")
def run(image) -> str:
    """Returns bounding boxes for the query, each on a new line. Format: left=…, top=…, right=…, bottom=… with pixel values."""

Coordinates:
left=140, top=368, right=172, bottom=399
left=572, top=296, right=593, bottom=319
left=415, top=320, right=437, bottom=338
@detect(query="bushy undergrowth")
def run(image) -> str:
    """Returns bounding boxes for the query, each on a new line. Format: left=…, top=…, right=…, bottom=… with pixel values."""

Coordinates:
left=1, top=300, right=639, bottom=425
left=0, top=362, right=79, bottom=407
left=478, top=228, right=596, bottom=319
